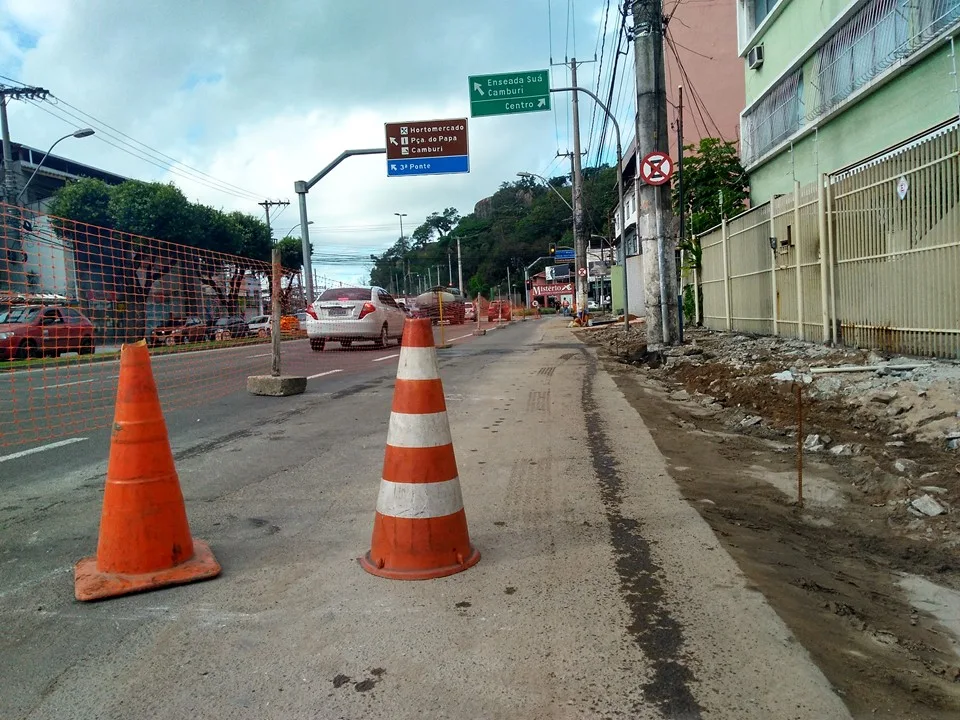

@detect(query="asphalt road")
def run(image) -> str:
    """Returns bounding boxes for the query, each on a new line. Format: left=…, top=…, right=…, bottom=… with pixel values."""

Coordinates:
left=0, top=320, right=490, bottom=458
left=0, top=318, right=851, bottom=719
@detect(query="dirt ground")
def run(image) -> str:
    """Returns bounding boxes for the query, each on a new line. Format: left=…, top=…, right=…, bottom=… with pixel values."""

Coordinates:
left=582, top=323, right=960, bottom=719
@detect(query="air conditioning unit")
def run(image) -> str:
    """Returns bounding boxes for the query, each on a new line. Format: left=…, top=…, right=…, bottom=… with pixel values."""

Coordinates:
left=748, top=44, right=764, bottom=70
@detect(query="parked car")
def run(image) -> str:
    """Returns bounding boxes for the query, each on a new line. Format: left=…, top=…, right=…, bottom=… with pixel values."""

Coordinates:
left=464, top=301, right=476, bottom=321
left=208, top=315, right=250, bottom=340
left=415, top=286, right=466, bottom=325
left=487, top=300, right=512, bottom=322
left=149, top=316, right=208, bottom=347
left=0, top=302, right=96, bottom=360
left=247, top=314, right=272, bottom=337
left=296, top=311, right=308, bottom=330
left=304, top=286, right=405, bottom=351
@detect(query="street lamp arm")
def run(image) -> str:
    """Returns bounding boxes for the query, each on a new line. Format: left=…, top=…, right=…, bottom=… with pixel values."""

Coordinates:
left=16, top=129, right=95, bottom=204
left=518, top=171, right=574, bottom=212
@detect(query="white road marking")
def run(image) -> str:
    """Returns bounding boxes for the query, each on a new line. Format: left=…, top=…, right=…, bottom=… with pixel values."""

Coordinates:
left=38, top=379, right=94, bottom=390
left=307, top=369, right=343, bottom=380
left=449, top=333, right=474, bottom=342
left=246, top=353, right=272, bottom=358
left=0, top=437, right=88, bottom=463
left=372, top=353, right=400, bottom=362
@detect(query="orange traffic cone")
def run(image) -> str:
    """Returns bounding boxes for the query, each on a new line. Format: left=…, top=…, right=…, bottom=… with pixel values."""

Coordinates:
left=360, top=318, right=480, bottom=580
left=74, top=340, right=220, bottom=601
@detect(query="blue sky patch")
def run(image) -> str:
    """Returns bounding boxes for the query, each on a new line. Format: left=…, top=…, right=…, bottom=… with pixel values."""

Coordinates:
left=180, top=71, right=223, bottom=91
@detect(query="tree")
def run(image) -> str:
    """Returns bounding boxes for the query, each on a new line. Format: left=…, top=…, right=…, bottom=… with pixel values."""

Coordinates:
left=676, top=138, right=749, bottom=241
left=271, top=236, right=306, bottom=312
left=198, top=211, right=271, bottom=315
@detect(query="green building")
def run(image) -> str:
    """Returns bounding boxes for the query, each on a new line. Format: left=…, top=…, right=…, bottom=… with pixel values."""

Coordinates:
left=739, top=0, right=960, bottom=201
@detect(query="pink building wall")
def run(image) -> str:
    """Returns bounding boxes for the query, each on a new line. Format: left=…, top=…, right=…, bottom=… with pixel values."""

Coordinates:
left=663, top=0, right=743, bottom=155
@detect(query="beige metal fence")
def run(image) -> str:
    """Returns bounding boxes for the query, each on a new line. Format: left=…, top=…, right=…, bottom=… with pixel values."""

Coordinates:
left=696, top=121, right=960, bottom=359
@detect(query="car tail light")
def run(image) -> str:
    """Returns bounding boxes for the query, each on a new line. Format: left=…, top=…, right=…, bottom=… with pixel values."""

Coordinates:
left=305, top=304, right=318, bottom=320
left=358, top=302, right=376, bottom=320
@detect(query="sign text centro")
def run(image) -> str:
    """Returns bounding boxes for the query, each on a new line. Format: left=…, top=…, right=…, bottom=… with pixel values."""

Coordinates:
left=469, top=70, right=551, bottom=118
left=385, top=118, right=470, bottom=177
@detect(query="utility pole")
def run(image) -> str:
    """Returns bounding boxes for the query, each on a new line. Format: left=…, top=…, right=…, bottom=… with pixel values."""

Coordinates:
left=507, top=265, right=511, bottom=307
left=569, top=59, right=589, bottom=320
left=633, top=0, right=679, bottom=347
left=447, top=248, right=453, bottom=286
left=258, top=199, right=290, bottom=244
left=1, top=85, right=50, bottom=293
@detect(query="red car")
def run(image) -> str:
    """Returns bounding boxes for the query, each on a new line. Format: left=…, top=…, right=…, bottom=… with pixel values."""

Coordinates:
left=0, top=302, right=96, bottom=360
left=487, top=300, right=512, bottom=322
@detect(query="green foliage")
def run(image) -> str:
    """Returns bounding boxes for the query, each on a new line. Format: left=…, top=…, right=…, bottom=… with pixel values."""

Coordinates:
left=47, top=178, right=113, bottom=228
left=371, top=166, right=617, bottom=298
left=675, top=137, right=749, bottom=240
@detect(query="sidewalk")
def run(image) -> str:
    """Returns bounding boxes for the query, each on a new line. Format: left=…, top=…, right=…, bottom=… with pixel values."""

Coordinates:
left=1, top=322, right=850, bottom=719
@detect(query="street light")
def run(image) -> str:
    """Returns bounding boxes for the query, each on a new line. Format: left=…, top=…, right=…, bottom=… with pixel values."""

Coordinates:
left=16, top=128, right=95, bottom=204
left=282, top=220, right=312, bottom=239
left=517, top=171, right=573, bottom=212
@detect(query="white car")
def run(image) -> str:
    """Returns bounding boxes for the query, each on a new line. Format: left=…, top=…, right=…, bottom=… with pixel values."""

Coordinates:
left=304, top=286, right=406, bottom=351
left=248, top=314, right=272, bottom=337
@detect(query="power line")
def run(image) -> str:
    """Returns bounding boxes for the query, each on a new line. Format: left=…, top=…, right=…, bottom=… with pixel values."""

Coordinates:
left=43, top=96, right=266, bottom=200
left=25, top=99, right=264, bottom=202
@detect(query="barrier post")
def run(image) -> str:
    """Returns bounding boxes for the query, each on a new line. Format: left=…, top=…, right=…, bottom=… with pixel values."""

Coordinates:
left=437, top=290, right=450, bottom=348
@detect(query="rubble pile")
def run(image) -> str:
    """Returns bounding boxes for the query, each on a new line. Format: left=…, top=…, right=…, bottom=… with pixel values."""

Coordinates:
left=583, top=325, right=960, bottom=544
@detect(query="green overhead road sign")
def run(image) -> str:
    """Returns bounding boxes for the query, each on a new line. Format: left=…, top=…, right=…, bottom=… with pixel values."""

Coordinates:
left=469, top=70, right=551, bottom=118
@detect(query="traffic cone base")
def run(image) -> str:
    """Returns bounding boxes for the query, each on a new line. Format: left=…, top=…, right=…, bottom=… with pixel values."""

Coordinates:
left=360, top=318, right=479, bottom=580
left=74, top=540, right=220, bottom=601
left=74, top=340, right=220, bottom=602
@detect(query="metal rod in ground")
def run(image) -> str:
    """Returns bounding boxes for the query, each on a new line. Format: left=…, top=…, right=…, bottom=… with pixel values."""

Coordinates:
left=271, top=248, right=282, bottom=376
left=795, top=381, right=804, bottom=507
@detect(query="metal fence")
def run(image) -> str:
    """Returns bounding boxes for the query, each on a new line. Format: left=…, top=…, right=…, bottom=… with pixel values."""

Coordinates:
left=697, top=121, right=960, bottom=358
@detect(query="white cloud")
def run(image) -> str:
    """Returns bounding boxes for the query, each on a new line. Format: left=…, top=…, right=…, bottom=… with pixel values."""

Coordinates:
left=2, top=0, right=612, bottom=283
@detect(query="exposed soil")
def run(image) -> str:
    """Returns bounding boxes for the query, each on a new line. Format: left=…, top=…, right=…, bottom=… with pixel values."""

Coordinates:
left=582, top=325, right=960, bottom=719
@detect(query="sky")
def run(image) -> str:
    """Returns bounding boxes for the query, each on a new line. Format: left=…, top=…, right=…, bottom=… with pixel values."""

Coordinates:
left=0, top=0, right=637, bottom=285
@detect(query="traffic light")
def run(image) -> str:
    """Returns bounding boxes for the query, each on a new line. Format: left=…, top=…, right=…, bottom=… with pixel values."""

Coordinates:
left=548, top=243, right=556, bottom=257
left=526, top=279, right=533, bottom=290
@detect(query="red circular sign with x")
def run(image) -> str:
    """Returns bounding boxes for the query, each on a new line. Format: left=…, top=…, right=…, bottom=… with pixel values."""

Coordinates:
left=640, top=151, right=674, bottom=186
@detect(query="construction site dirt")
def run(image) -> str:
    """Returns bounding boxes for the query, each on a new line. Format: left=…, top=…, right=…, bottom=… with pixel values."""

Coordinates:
left=584, top=325, right=960, bottom=719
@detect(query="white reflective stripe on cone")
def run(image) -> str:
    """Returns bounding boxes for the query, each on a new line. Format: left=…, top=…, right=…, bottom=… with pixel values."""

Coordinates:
left=395, top=346, right=441, bottom=381
left=376, top=477, right=464, bottom=519
left=386, top=411, right=453, bottom=448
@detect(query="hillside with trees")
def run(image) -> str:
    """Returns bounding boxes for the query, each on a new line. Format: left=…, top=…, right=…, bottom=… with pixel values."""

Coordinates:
left=370, top=165, right=618, bottom=299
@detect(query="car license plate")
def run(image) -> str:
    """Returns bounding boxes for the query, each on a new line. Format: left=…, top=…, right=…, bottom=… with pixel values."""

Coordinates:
left=326, top=307, right=347, bottom=317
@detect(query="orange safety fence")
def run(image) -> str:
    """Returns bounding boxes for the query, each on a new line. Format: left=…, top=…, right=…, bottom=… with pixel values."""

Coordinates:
left=0, top=202, right=507, bottom=451
left=0, top=202, right=314, bottom=450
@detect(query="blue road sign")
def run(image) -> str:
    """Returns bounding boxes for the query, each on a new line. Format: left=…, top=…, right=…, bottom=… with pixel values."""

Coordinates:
left=555, top=248, right=575, bottom=261
left=387, top=155, right=470, bottom=177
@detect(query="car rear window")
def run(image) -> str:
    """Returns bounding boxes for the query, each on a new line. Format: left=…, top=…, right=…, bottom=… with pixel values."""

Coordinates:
left=318, top=288, right=370, bottom=301
left=1, top=306, right=41, bottom=323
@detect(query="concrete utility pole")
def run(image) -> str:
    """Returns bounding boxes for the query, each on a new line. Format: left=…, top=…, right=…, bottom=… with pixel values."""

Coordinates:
left=569, top=59, right=589, bottom=319
left=258, top=199, right=289, bottom=244
left=456, top=235, right=464, bottom=294
left=633, top=0, right=680, bottom=347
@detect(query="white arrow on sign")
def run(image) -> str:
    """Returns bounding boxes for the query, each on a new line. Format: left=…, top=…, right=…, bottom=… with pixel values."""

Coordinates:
left=388, top=137, right=398, bottom=146
left=390, top=163, right=397, bottom=171
left=537, top=98, right=546, bottom=107
left=473, top=82, right=484, bottom=96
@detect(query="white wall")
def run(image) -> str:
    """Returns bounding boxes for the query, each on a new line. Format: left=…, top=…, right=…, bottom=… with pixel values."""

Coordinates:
left=21, top=214, right=78, bottom=297
left=626, top=255, right=644, bottom=318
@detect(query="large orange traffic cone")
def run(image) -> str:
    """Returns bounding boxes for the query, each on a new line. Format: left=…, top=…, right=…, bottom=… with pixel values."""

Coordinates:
left=359, top=318, right=480, bottom=580
left=74, top=340, right=221, bottom=601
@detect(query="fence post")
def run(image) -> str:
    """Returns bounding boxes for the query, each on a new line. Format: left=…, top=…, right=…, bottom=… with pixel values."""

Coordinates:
left=825, top=177, right=838, bottom=345
left=692, top=246, right=701, bottom=326
left=721, top=217, right=732, bottom=331
left=794, top=179, right=805, bottom=340
left=817, top=173, right=830, bottom=343
left=271, top=248, right=281, bottom=377
left=770, top=201, right=779, bottom=336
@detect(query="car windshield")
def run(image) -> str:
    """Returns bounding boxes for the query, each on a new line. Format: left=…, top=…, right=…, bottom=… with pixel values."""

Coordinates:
left=214, top=318, right=234, bottom=326
left=0, top=306, right=41, bottom=323
left=318, top=288, right=369, bottom=301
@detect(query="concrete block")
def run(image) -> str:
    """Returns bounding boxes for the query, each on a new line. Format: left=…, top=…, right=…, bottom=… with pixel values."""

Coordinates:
left=247, top=374, right=307, bottom=397
left=472, top=329, right=486, bottom=336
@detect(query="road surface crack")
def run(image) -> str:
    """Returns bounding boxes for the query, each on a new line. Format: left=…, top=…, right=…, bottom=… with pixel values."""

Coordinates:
left=581, top=351, right=703, bottom=719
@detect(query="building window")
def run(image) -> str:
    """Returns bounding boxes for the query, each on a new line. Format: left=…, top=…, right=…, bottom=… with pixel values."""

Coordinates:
left=813, top=0, right=960, bottom=118
left=741, top=68, right=804, bottom=165
left=754, top=0, right=774, bottom=26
